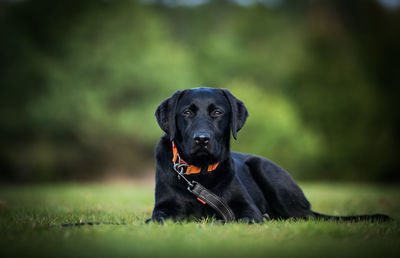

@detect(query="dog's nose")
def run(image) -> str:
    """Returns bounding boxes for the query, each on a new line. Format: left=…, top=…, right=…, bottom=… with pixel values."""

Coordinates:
left=193, top=132, right=210, bottom=146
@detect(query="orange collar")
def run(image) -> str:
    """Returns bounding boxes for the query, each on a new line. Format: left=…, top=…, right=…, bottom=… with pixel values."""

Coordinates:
left=172, top=141, right=219, bottom=175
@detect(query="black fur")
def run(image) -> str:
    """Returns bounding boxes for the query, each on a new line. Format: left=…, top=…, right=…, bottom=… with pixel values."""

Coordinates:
left=148, top=88, right=390, bottom=223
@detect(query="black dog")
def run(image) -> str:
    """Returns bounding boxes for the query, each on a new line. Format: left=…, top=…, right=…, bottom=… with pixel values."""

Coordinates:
left=148, top=88, right=389, bottom=223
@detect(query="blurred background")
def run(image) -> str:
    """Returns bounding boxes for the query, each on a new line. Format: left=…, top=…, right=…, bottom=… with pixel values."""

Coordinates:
left=0, top=0, right=399, bottom=183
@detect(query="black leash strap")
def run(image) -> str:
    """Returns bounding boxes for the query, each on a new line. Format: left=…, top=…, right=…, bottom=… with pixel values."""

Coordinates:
left=188, top=181, right=235, bottom=222
left=172, top=156, right=235, bottom=222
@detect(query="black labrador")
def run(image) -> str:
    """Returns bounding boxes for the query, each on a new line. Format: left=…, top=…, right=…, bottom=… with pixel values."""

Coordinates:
left=147, top=88, right=389, bottom=223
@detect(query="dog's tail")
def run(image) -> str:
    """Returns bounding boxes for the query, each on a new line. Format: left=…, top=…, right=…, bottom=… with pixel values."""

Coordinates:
left=312, top=211, right=390, bottom=222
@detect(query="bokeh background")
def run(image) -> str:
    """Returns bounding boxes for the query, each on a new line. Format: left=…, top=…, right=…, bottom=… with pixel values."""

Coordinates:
left=1, top=0, right=399, bottom=182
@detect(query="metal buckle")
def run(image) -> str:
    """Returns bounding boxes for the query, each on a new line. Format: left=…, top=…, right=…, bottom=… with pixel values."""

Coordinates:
left=173, top=162, right=187, bottom=179
left=172, top=154, right=194, bottom=188
left=173, top=153, right=188, bottom=176
left=187, top=181, right=197, bottom=193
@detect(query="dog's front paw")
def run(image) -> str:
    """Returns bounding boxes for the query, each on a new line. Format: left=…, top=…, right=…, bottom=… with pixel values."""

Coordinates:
left=237, top=217, right=255, bottom=224
left=145, top=217, right=165, bottom=224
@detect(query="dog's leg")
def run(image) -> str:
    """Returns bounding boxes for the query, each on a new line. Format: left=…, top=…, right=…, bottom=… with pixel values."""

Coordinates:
left=229, top=199, right=264, bottom=223
left=146, top=210, right=170, bottom=224
left=245, top=157, right=390, bottom=221
left=246, top=157, right=315, bottom=219
left=146, top=199, right=185, bottom=224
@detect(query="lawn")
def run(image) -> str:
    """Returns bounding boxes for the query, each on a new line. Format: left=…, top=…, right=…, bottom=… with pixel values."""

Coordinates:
left=0, top=181, right=399, bottom=257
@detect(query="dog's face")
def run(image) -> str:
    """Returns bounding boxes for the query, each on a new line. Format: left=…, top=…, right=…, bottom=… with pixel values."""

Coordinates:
left=155, top=88, right=248, bottom=167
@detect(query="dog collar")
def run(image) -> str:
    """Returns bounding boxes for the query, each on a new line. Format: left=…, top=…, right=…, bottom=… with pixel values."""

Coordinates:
left=172, top=141, right=219, bottom=175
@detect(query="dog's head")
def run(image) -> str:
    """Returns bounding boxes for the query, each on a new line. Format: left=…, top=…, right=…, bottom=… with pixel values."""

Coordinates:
left=155, top=88, right=248, bottom=167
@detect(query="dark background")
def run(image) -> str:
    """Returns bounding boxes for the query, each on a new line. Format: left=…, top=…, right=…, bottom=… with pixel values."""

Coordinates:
left=1, top=0, right=399, bottom=182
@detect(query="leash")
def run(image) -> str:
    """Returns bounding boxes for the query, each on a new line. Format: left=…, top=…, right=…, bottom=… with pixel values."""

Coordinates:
left=61, top=222, right=127, bottom=227
left=172, top=148, right=235, bottom=222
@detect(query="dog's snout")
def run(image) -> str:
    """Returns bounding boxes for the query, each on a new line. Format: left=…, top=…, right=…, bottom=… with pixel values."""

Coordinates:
left=193, top=132, right=210, bottom=146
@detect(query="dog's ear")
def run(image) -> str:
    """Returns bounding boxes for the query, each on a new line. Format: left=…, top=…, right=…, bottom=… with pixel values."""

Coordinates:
left=155, top=90, right=184, bottom=141
left=222, top=89, right=248, bottom=140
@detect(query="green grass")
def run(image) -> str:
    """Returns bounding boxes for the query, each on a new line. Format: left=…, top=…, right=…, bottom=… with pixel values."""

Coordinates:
left=1, top=182, right=399, bottom=257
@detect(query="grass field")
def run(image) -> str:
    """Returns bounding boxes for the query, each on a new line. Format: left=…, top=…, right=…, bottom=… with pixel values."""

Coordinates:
left=1, top=181, right=399, bottom=257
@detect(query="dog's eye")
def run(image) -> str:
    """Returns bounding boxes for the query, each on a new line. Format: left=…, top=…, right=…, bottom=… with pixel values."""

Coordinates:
left=182, top=110, right=193, bottom=116
left=212, top=110, right=223, bottom=116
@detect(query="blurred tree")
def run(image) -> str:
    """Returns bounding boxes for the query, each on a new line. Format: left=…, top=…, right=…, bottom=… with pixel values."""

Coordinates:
left=0, top=0, right=398, bottom=181
left=289, top=0, right=400, bottom=180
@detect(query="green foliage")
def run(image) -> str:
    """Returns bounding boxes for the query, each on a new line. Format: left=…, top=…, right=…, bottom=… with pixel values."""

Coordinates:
left=31, top=2, right=195, bottom=143
left=1, top=0, right=399, bottom=181
left=0, top=183, right=399, bottom=257
left=228, top=81, right=322, bottom=176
